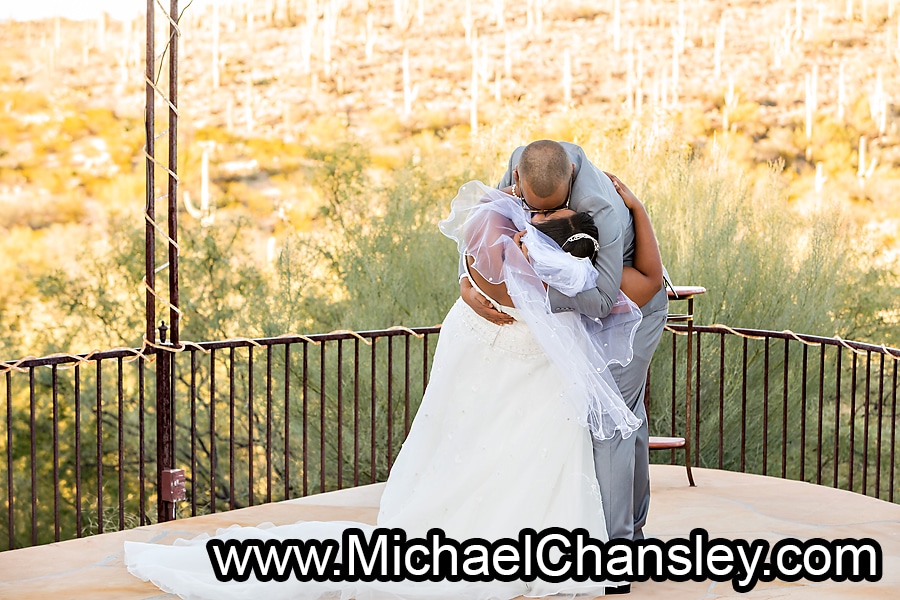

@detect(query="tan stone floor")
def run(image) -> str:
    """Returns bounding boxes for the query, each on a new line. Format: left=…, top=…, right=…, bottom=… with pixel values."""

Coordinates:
left=0, top=465, right=898, bottom=599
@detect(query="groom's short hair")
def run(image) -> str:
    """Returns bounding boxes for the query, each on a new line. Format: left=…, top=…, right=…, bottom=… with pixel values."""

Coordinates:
left=518, top=140, right=571, bottom=199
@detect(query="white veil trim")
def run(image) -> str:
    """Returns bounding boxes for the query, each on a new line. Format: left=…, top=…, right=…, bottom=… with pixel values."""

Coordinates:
left=439, top=181, right=643, bottom=440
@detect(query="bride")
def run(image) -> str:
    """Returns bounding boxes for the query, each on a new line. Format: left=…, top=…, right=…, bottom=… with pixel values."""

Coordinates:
left=125, top=175, right=663, bottom=599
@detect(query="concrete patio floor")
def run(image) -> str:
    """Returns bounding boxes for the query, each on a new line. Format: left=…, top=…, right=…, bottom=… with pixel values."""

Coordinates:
left=1, top=465, right=898, bottom=599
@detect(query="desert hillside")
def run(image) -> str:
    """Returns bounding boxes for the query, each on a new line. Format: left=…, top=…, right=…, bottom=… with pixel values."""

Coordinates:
left=0, top=0, right=898, bottom=355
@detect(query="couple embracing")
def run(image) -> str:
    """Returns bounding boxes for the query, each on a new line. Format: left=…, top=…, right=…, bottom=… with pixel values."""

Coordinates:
left=125, top=140, right=668, bottom=598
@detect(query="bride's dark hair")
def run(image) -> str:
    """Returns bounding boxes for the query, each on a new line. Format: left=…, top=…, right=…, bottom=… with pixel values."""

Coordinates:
left=533, top=212, right=599, bottom=261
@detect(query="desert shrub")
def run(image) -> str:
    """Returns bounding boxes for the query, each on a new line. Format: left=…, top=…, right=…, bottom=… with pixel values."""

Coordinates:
left=5, top=113, right=898, bottom=534
left=569, top=126, right=900, bottom=484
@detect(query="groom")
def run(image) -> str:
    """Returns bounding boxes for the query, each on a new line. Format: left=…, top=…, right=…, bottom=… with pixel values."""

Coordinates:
left=460, top=141, right=668, bottom=573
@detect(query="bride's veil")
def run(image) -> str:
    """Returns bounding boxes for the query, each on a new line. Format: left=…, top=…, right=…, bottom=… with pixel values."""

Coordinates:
left=439, top=181, right=643, bottom=441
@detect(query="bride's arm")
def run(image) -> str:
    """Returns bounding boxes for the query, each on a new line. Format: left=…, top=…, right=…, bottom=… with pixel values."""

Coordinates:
left=462, top=208, right=516, bottom=308
left=605, top=173, right=663, bottom=306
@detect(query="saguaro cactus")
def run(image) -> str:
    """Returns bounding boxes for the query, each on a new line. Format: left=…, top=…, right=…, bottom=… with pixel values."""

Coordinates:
left=302, top=22, right=313, bottom=74
left=675, top=0, right=686, bottom=56
left=394, top=0, right=410, bottom=29
left=815, top=162, right=827, bottom=193
left=613, top=0, right=622, bottom=53
left=471, top=30, right=479, bottom=134
left=625, top=38, right=635, bottom=113
left=212, top=1, right=220, bottom=89
left=857, top=135, right=877, bottom=188
left=119, top=19, right=131, bottom=85
left=493, top=0, right=505, bottom=28
left=671, top=37, right=680, bottom=105
left=527, top=0, right=534, bottom=32
left=184, top=145, right=216, bottom=228
left=365, top=10, right=376, bottom=63
left=323, top=1, right=334, bottom=77
left=837, top=59, right=846, bottom=121
left=635, top=45, right=645, bottom=115
left=307, top=0, right=317, bottom=27
left=504, top=31, right=512, bottom=79
left=869, top=70, right=888, bottom=135
left=402, top=48, right=418, bottom=116
left=723, top=74, right=736, bottom=130
left=805, top=78, right=812, bottom=159
left=804, top=64, right=818, bottom=148
left=97, top=13, right=107, bottom=52
left=463, top=0, right=473, bottom=46
left=245, top=78, right=255, bottom=134
left=714, top=18, right=725, bottom=82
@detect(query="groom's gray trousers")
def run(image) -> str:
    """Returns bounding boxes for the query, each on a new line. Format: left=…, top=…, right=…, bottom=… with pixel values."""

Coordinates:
left=595, top=285, right=667, bottom=541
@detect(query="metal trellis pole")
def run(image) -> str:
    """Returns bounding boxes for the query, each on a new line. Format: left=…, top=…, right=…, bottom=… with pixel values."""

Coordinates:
left=145, top=0, right=183, bottom=524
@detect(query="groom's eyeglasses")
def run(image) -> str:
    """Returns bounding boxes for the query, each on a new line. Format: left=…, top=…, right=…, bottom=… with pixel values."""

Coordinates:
left=520, top=173, right=574, bottom=216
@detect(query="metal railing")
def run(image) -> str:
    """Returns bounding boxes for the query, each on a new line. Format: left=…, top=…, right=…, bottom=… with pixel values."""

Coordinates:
left=654, top=325, right=899, bottom=502
left=0, top=326, right=439, bottom=550
left=1, top=324, right=898, bottom=550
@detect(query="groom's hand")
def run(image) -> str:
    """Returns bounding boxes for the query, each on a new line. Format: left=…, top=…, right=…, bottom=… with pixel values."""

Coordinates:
left=460, top=277, right=514, bottom=325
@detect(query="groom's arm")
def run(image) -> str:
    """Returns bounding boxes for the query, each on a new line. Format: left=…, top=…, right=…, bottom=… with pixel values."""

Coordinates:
left=548, top=202, right=623, bottom=319
left=496, top=149, right=519, bottom=189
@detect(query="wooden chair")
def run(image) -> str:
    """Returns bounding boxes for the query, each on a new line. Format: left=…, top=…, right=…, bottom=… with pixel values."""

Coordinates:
left=647, top=286, right=706, bottom=487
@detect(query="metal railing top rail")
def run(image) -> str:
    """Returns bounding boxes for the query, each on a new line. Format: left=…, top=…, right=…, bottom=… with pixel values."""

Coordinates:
left=666, top=324, right=900, bottom=359
left=3, top=323, right=895, bottom=372
left=0, top=326, right=445, bottom=372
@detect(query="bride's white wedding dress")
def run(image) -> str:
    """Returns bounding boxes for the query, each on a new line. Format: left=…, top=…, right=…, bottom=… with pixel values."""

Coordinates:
left=125, top=183, right=641, bottom=599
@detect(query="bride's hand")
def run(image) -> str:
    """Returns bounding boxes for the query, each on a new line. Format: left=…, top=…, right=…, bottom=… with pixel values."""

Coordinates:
left=604, top=172, right=641, bottom=210
left=513, top=230, right=530, bottom=262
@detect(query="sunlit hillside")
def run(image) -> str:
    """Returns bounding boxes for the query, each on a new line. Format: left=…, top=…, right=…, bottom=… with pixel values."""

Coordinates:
left=0, top=0, right=898, bottom=357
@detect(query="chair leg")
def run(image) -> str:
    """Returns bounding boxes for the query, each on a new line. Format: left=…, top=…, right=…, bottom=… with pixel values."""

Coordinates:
left=683, top=424, right=696, bottom=487
left=684, top=439, right=696, bottom=486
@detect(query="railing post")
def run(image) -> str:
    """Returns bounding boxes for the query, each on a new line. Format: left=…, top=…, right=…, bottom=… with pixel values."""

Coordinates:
left=156, top=322, right=175, bottom=522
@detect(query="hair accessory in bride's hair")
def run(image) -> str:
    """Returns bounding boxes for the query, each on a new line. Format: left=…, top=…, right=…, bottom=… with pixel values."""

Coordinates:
left=562, top=233, right=600, bottom=254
